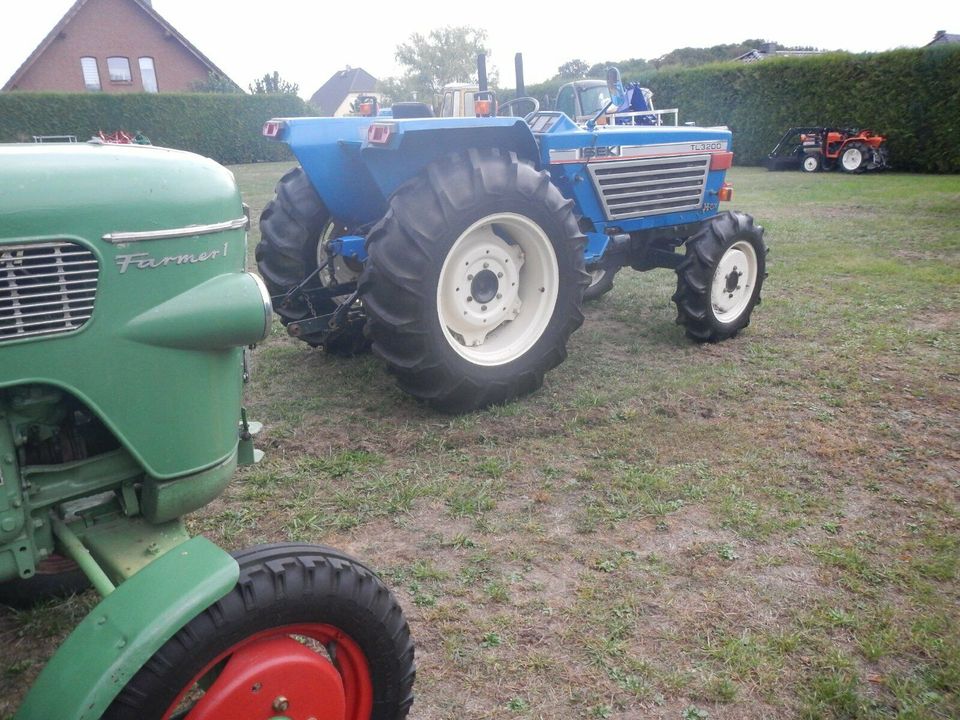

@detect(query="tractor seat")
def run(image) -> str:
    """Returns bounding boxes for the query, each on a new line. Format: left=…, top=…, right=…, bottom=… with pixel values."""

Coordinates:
left=391, top=102, right=435, bottom=119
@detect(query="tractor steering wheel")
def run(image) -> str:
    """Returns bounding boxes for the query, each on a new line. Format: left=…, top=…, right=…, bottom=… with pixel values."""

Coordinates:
left=498, top=97, right=541, bottom=120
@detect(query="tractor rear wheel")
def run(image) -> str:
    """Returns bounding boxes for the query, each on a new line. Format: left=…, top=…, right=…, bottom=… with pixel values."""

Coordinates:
left=361, top=149, right=588, bottom=413
left=104, top=543, right=415, bottom=720
left=673, top=211, right=767, bottom=342
left=256, top=167, right=369, bottom=355
left=840, top=143, right=868, bottom=173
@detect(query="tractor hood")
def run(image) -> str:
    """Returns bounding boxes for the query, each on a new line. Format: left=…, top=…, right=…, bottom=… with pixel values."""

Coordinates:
left=1, top=143, right=240, bottom=239
left=0, top=143, right=267, bottom=480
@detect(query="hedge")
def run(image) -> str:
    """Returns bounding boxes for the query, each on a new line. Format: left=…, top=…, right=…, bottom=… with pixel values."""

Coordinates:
left=0, top=93, right=314, bottom=165
left=3, top=47, right=957, bottom=172
left=635, top=47, right=960, bottom=173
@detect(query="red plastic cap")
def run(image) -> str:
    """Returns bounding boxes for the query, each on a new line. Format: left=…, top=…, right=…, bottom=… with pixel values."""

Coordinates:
left=367, top=123, right=395, bottom=145
left=262, top=120, right=284, bottom=139
left=710, top=151, right=734, bottom=171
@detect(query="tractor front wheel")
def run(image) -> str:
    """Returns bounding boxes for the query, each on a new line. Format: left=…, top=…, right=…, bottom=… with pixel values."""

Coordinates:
left=801, top=155, right=820, bottom=173
left=256, top=167, right=369, bottom=355
left=583, top=265, right=619, bottom=301
left=361, top=149, right=588, bottom=412
left=840, top=143, right=868, bottom=173
left=673, top=211, right=767, bottom=342
left=103, top=544, right=415, bottom=720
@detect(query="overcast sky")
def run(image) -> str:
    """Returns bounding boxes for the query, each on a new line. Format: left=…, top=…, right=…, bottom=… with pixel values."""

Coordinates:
left=1, top=1, right=956, bottom=97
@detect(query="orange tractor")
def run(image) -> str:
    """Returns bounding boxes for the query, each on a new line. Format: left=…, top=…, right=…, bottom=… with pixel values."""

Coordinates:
left=767, top=126, right=889, bottom=173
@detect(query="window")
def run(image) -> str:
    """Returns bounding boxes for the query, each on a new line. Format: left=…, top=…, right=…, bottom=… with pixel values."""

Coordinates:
left=138, top=57, right=157, bottom=93
left=579, top=85, right=611, bottom=116
left=106, top=57, right=132, bottom=83
left=555, top=86, right=575, bottom=118
left=80, top=57, right=100, bottom=90
left=441, top=91, right=454, bottom=117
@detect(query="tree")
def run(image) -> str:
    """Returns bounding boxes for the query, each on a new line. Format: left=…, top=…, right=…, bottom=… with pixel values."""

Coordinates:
left=249, top=71, right=299, bottom=96
left=190, top=72, right=241, bottom=93
left=392, top=26, right=491, bottom=101
left=555, top=59, right=590, bottom=80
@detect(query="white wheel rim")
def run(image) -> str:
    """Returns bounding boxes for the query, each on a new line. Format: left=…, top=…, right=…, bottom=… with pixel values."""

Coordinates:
left=803, top=156, right=818, bottom=171
left=437, top=213, right=559, bottom=366
left=711, top=240, right=758, bottom=323
left=842, top=148, right=862, bottom=170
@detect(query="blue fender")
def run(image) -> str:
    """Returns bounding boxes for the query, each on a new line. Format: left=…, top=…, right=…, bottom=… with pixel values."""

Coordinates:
left=15, top=536, right=239, bottom=720
left=279, top=116, right=541, bottom=227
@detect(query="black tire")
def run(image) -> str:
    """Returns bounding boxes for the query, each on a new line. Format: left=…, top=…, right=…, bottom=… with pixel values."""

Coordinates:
left=104, top=543, right=415, bottom=720
left=256, top=167, right=369, bottom=356
left=582, top=265, right=619, bottom=301
left=360, top=148, right=589, bottom=413
left=0, top=555, right=89, bottom=608
left=801, top=154, right=820, bottom=173
left=673, top=211, right=767, bottom=342
left=839, top=142, right=868, bottom=173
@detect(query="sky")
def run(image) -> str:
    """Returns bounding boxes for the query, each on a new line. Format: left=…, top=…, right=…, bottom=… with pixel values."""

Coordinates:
left=1, top=1, right=957, bottom=98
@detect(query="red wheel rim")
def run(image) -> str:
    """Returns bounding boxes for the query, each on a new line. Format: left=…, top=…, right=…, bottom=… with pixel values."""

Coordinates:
left=161, top=623, right=373, bottom=720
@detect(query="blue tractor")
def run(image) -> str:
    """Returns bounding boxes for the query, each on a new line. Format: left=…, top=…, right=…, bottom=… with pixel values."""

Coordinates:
left=257, top=69, right=767, bottom=413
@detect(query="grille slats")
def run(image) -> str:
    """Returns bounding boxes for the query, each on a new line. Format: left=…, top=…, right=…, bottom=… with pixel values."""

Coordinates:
left=588, top=155, right=711, bottom=220
left=1, top=241, right=99, bottom=342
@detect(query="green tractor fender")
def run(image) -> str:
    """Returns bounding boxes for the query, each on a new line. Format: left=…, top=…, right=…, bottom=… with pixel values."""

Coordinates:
left=15, top=536, right=239, bottom=720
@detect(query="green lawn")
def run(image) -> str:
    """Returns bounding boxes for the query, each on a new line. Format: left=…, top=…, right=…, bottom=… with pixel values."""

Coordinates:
left=2, top=165, right=958, bottom=719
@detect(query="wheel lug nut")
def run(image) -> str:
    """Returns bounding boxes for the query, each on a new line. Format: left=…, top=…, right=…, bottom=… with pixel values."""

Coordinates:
left=481, top=305, right=487, bottom=311
left=496, top=293, right=502, bottom=299
left=273, top=696, right=289, bottom=712
left=497, top=272, right=503, bottom=278
left=467, top=297, right=473, bottom=302
left=483, top=262, right=489, bottom=269
left=467, top=274, right=474, bottom=281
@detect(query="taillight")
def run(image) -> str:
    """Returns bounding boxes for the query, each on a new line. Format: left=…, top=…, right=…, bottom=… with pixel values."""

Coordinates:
left=474, top=99, right=494, bottom=117
left=359, top=102, right=375, bottom=117
left=710, top=151, right=734, bottom=170
left=262, top=120, right=285, bottom=138
left=718, top=183, right=733, bottom=202
left=367, top=123, right=395, bottom=145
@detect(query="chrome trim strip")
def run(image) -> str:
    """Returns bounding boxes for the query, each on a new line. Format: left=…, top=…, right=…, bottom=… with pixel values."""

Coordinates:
left=250, top=272, right=273, bottom=342
left=102, top=216, right=249, bottom=244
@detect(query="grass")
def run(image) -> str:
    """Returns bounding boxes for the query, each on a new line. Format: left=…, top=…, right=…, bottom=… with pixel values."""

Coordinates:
left=1, top=165, right=958, bottom=719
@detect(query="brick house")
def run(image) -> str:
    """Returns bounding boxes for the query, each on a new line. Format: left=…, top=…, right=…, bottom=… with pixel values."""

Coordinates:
left=2, top=0, right=239, bottom=93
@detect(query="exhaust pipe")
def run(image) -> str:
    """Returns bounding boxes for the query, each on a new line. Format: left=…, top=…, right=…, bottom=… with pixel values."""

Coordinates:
left=515, top=53, right=525, bottom=98
left=477, top=53, right=488, bottom=93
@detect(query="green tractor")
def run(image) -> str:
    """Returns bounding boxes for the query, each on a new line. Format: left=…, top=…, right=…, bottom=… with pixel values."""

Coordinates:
left=1, top=143, right=414, bottom=719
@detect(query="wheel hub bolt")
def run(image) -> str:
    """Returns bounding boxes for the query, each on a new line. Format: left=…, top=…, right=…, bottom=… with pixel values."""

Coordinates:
left=273, top=696, right=289, bottom=712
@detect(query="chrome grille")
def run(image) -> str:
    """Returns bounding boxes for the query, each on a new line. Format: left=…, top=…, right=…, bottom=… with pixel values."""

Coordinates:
left=1, top=241, right=98, bottom=342
left=588, top=155, right=711, bottom=220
